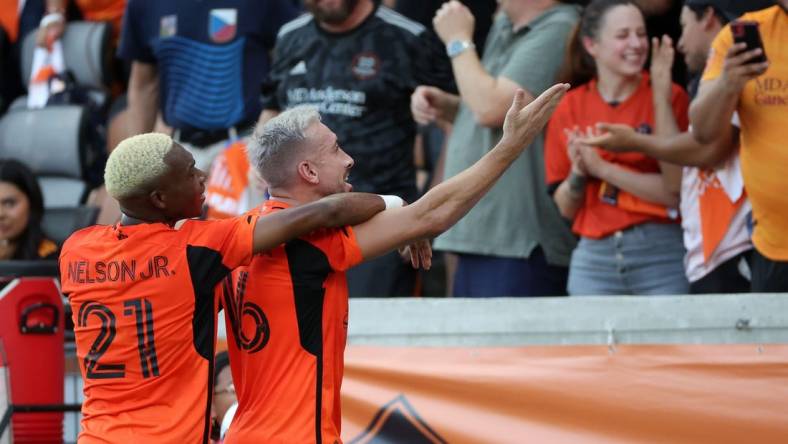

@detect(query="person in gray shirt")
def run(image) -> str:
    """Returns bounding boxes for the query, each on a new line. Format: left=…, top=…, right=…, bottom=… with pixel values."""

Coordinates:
left=411, top=0, right=579, bottom=296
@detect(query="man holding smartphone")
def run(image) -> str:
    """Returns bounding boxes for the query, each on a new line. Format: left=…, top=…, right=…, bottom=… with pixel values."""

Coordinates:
left=690, top=1, right=787, bottom=292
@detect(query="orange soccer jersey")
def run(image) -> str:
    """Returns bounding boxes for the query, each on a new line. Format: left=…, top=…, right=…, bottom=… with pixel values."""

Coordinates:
left=223, top=200, right=363, bottom=444
left=59, top=216, right=256, bottom=443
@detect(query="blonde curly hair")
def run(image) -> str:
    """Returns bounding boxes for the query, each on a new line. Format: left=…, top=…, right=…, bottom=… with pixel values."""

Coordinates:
left=105, top=133, right=173, bottom=199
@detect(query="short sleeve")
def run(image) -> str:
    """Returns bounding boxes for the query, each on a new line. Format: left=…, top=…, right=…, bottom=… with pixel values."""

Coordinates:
left=671, top=85, right=690, bottom=131
left=701, top=23, right=733, bottom=82
left=261, top=36, right=290, bottom=111
left=117, top=0, right=156, bottom=63
left=311, top=227, right=363, bottom=272
left=412, top=30, right=456, bottom=93
left=501, top=19, right=576, bottom=96
left=183, top=215, right=258, bottom=270
left=544, top=98, right=573, bottom=186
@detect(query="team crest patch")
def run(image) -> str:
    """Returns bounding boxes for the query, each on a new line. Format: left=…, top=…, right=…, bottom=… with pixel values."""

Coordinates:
left=209, top=9, right=237, bottom=43
left=160, top=15, right=177, bottom=38
left=351, top=52, right=381, bottom=80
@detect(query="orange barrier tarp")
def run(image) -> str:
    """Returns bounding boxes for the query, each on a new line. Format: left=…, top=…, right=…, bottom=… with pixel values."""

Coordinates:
left=341, top=345, right=788, bottom=443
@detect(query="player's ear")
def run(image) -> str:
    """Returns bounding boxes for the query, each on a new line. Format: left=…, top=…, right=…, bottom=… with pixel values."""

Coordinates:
left=297, top=160, right=319, bottom=185
left=149, top=189, right=167, bottom=210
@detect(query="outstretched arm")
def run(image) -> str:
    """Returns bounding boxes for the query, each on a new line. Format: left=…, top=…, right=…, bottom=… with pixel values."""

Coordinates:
left=581, top=124, right=737, bottom=168
left=353, top=84, right=569, bottom=261
left=252, top=193, right=384, bottom=253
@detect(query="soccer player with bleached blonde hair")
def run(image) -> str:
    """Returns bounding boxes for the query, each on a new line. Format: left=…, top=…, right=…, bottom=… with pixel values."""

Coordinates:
left=59, top=132, right=389, bottom=443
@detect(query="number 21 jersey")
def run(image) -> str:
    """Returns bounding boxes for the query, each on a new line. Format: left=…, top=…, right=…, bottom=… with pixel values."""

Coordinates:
left=59, top=217, right=256, bottom=444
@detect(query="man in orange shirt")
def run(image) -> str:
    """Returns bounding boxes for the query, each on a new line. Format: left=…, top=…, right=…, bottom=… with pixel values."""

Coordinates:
left=60, top=132, right=388, bottom=443
left=690, top=2, right=787, bottom=291
left=223, top=84, right=568, bottom=443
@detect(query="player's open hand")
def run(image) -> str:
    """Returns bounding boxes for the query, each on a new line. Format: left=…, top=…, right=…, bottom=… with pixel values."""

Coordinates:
left=501, top=84, right=569, bottom=150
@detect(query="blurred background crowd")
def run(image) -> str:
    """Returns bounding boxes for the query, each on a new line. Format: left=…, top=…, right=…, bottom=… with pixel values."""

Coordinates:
left=0, top=0, right=785, bottom=297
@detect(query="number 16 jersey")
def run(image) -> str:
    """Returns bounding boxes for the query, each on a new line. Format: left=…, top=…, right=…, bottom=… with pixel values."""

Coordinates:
left=59, top=216, right=256, bottom=444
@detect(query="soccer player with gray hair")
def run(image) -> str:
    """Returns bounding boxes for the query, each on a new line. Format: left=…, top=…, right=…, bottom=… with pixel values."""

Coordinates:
left=59, top=133, right=389, bottom=443
left=223, top=84, right=569, bottom=443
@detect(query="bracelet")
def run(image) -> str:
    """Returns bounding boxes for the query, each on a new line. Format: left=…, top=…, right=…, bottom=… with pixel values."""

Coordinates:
left=40, top=12, right=64, bottom=28
left=567, top=172, right=587, bottom=197
left=379, top=195, right=405, bottom=210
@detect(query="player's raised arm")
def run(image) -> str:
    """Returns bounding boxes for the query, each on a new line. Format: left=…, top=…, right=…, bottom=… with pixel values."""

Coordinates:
left=353, top=84, right=569, bottom=260
left=251, top=192, right=384, bottom=254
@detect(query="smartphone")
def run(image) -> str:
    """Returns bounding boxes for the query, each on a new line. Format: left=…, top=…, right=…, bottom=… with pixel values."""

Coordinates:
left=730, top=21, right=767, bottom=64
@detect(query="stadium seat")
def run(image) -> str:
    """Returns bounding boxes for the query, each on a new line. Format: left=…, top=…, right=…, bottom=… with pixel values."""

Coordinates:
left=20, top=21, right=112, bottom=91
left=42, top=206, right=99, bottom=245
left=0, top=105, right=91, bottom=207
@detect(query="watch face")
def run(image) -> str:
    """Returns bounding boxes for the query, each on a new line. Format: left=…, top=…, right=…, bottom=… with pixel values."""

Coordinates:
left=447, top=40, right=466, bottom=58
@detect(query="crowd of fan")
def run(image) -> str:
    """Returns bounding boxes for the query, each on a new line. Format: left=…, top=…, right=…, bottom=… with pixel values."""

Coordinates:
left=0, top=0, right=785, bottom=296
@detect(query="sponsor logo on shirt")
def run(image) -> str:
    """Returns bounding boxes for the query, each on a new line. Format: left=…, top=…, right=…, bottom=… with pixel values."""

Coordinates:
left=351, top=52, right=380, bottom=80
left=160, top=15, right=177, bottom=38
left=209, top=8, right=237, bottom=43
left=754, top=77, right=788, bottom=106
left=286, top=87, right=367, bottom=117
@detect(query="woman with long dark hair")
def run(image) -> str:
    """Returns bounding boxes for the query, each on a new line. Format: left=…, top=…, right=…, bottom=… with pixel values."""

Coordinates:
left=545, top=0, right=689, bottom=295
left=0, top=159, right=57, bottom=260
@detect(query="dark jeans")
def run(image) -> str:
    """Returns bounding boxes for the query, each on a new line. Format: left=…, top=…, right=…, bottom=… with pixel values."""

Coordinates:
left=690, top=250, right=752, bottom=294
left=453, top=247, right=568, bottom=297
left=751, top=248, right=788, bottom=292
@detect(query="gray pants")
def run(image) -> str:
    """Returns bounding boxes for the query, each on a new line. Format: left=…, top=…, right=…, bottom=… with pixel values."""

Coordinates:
left=568, top=223, right=689, bottom=296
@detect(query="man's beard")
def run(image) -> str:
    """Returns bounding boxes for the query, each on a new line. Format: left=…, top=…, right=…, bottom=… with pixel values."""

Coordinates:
left=308, top=0, right=360, bottom=25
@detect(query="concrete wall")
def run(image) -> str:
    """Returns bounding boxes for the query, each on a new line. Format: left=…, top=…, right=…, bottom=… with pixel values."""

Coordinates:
left=347, top=294, right=788, bottom=346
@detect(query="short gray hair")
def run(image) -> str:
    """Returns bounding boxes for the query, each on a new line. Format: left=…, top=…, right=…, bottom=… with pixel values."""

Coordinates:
left=105, top=133, right=172, bottom=199
left=248, top=106, right=321, bottom=188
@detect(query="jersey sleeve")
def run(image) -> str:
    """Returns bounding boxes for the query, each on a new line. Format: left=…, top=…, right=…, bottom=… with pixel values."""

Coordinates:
left=412, top=29, right=457, bottom=93
left=184, top=215, right=258, bottom=271
left=701, top=23, right=733, bottom=82
left=261, top=35, right=291, bottom=111
left=117, top=0, right=155, bottom=63
left=544, top=98, right=573, bottom=186
left=311, top=227, right=363, bottom=272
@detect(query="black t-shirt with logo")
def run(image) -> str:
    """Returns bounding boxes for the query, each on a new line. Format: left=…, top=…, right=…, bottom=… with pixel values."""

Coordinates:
left=263, top=6, right=456, bottom=199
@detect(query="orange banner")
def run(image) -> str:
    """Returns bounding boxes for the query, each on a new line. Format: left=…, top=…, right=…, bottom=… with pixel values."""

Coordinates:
left=341, top=345, right=788, bottom=443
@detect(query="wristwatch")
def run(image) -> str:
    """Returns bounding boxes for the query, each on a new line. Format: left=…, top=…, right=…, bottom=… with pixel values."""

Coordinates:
left=446, top=40, right=475, bottom=58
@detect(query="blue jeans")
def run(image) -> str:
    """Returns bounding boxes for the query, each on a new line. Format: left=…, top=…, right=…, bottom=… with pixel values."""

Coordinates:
left=568, top=223, right=689, bottom=296
left=453, top=247, right=569, bottom=297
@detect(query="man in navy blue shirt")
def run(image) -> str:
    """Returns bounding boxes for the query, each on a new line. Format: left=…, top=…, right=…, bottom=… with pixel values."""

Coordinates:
left=119, top=0, right=299, bottom=171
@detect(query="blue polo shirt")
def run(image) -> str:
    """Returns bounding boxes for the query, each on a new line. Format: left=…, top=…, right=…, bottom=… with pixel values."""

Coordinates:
left=119, top=0, right=299, bottom=131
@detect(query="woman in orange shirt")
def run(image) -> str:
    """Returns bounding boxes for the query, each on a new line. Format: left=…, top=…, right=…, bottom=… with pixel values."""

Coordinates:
left=545, top=0, right=689, bottom=295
